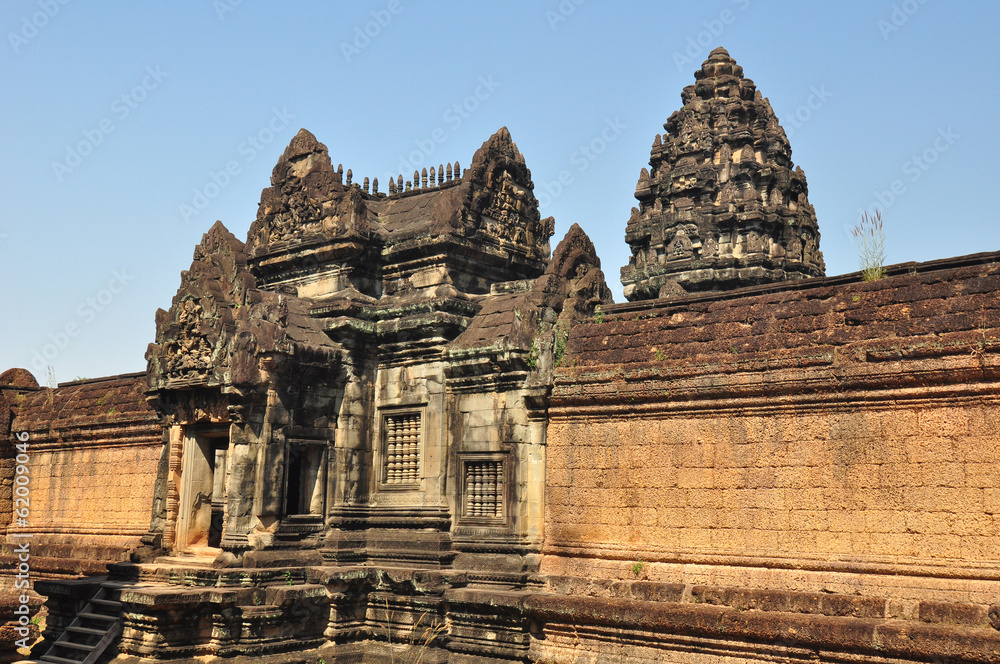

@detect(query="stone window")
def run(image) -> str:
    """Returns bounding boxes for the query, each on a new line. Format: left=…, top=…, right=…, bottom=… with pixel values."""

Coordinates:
left=382, top=412, right=421, bottom=487
left=459, top=455, right=509, bottom=525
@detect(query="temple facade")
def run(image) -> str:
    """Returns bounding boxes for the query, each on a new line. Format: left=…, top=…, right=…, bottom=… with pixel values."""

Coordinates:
left=3, top=49, right=1000, bottom=664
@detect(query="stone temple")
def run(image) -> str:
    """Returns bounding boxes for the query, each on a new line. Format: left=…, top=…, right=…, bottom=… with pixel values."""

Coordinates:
left=622, top=47, right=825, bottom=299
left=3, top=48, right=1000, bottom=664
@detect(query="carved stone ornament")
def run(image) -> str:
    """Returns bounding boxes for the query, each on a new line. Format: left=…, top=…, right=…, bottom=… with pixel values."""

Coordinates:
left=164, top=299, right=212, bottom=379
left=621, top=47, right=826, bottom=300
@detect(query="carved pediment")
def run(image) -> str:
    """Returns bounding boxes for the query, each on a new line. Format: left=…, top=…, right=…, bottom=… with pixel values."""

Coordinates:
left=163, top=299, right=214, bottom=380
left=462, top=128, right=553, bottom=262
left=148, top=223, right=247, bottom=389
left=246, top=129, right=373, bottom=258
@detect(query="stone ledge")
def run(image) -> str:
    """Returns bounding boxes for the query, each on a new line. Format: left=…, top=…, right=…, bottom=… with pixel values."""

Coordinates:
left=524, top=592, right=1000, bottom=662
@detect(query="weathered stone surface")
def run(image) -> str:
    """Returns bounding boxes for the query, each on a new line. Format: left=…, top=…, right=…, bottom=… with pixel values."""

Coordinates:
left=621, top=47, right=825, bottom=299
left=3, top=373, right=160, bottom=564
left=540, top=250, right=1000, bottom=664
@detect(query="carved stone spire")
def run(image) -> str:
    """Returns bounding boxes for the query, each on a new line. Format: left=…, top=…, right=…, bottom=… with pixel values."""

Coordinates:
left=621, top=47, right=825, bottom=300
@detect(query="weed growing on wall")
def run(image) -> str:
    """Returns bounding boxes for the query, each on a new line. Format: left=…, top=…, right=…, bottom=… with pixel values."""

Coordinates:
left=851, top=210, right=886, bottom=281
left=380, top=598, right=449, bottom=664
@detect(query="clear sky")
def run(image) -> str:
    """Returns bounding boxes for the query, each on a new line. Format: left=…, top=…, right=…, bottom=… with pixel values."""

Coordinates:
left=3, top=1, right=998, bottom=384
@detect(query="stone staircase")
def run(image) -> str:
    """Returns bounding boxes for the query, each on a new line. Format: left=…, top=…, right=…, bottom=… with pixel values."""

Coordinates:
left=23, top=584, right=123, bottom=664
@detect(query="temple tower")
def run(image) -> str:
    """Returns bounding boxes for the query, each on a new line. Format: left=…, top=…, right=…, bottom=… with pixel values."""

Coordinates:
left=621, top=47, right=825, bottom=300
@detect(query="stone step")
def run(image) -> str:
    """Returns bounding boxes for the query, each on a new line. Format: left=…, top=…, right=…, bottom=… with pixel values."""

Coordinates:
left=52, top=640, right=96, bottom=652
left=31, top=583, right=124, bottom=664
left=151, top=555, right=217, bottom=567
left=40, top=655, right=86, bottom=664
left=77, top=611, right=117, bottom=621
left=65, top=626, right=107, bottom=637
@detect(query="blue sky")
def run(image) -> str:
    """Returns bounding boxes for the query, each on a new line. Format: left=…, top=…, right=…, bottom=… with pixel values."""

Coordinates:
left=3, top=1, right=998, bottom=384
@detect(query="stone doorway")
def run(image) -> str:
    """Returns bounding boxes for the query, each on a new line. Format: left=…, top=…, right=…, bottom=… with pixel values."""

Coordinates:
left=284, top=442, right=326, bottom=516
left=175, top=428, right=229, bottom=554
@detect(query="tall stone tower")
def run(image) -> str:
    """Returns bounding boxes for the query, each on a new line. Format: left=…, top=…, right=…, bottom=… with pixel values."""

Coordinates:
left=621, top=47, right=825, bottom=300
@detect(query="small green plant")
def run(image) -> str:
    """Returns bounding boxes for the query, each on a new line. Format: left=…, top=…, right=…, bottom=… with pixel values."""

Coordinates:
left=631, top=561, right=644, bottom=577
left=106, top=406, right=116, bottom=415
left=654, top=348, right=666, bottom=362
left=254, top=593, right=263, bottom=605
left=851, top=294, right=861, bottom=302
left=851, top=209, right=886, bottom=281
left=526, top=318, right=545, bottom=370
left=553, top=324, right=569, bottom=367
left=525, top=337, right=540, bottom=369
left=96, top=392, right=109, bottom=406
left=284, top=569, right=294, bottom=586
left=593, top=305, right=605, bottom=324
